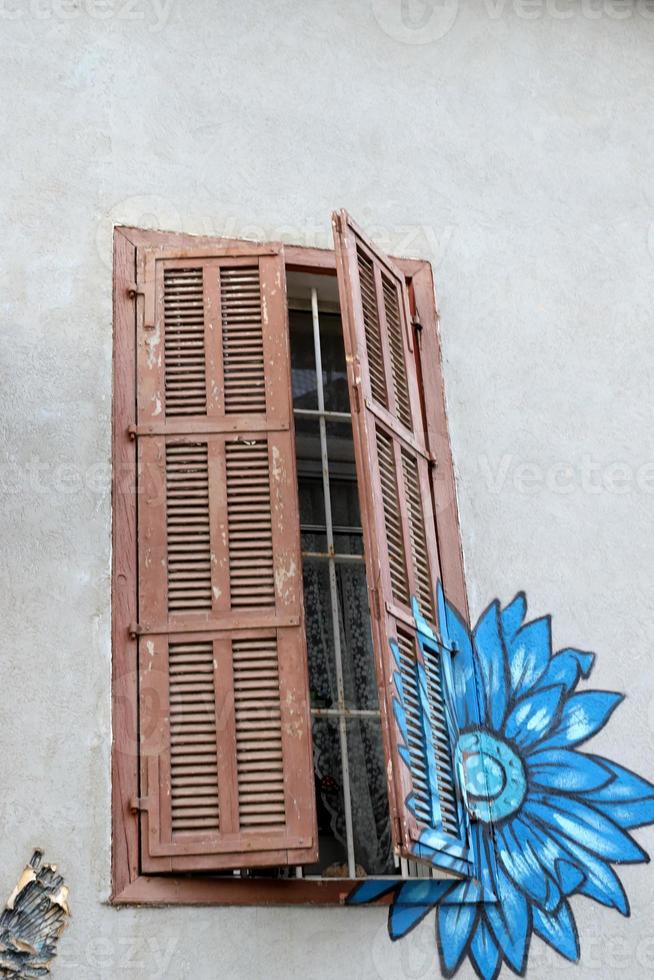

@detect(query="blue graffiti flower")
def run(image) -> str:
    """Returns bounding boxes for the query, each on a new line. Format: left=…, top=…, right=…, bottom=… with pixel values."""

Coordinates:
left=349, top=590, right=654, bottom=980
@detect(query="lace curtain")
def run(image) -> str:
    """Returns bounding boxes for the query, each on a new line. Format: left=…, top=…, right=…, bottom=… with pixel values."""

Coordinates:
left=303, top=554, right=395, bottom=876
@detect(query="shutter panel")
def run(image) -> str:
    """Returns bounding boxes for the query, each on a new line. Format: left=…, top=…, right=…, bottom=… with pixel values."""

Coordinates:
left=134, top=242, right=317, bottom=872
left=332, top=211, right=472, bottom=873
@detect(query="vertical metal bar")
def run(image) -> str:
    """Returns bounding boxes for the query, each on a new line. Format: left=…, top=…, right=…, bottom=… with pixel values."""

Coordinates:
left=311, top=287, right=356, bottom=879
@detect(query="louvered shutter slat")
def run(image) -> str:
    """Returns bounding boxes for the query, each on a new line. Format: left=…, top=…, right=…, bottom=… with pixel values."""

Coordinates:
left=136, top=244, right=317, bottom=872
left=332, top=210, right=472, bottom=874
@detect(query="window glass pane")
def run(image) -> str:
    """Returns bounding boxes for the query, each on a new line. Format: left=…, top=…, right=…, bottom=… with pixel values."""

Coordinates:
left=289, top=310, right=318, bottom=409
left=289, top=309, right=350, bottom=413
left=327, top=420, right=362, bottom=555
left=319, top=312, right=349, bottom=413
left=348, top=717, right=395, bottom=876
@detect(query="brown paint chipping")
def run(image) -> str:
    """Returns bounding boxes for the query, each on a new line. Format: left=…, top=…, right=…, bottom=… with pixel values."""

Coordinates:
left=112, top=225, right=468, bottom=905
left=0, top=850, right=70, bottom=978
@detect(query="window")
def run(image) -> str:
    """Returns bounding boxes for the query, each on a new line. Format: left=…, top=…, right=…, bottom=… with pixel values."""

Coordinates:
left=112, top=213, right=472, bottom=904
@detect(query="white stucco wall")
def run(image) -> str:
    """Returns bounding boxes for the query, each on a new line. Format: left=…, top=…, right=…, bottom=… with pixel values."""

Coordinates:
left=1, top=1, right=654, bottom=977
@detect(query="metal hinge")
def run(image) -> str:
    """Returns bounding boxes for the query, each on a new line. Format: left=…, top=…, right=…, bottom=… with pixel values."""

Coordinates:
left=129, top=797, right=149, bottom=813
left=128, top=622, right=142, bottom=640
left=126, top=282, right=145, bottom=299
left=411, top=313, right=423, bottom=333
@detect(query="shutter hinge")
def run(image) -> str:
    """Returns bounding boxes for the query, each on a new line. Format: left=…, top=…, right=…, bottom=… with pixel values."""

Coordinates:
left=126, top=282, right=144, bottom=299
left=370, top=587, right=381, bottom=621
left=411, top=314, right=423, bottom=333
left=128, top=622, right=142, bottom=640
left=127, top=424, right=137, bottom=441
left=129, top=796, right=149, bottom=813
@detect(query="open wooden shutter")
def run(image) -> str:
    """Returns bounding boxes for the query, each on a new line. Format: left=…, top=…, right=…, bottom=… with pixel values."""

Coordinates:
left=133, top=241, right=317, bottom=872
left=332, top=211, right=472, bottom=873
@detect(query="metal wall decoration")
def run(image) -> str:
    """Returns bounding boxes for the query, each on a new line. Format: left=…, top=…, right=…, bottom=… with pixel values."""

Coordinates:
left=0, top=850, right=69, bottom=978
left=349, top=585, right=654, bottom=980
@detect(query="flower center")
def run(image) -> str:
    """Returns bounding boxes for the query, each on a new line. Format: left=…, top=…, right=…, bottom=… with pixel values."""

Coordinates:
left=456, top=731, right=526, bottom=823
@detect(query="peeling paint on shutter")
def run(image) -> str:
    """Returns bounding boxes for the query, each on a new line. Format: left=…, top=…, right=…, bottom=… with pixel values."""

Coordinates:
left=135, top=242, right=317, bottom=872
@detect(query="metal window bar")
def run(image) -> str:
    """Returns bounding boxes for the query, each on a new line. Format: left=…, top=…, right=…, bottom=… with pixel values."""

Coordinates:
left=293, top=290, right=435, bottom=884
left=302, top=287, right=357, bottom=879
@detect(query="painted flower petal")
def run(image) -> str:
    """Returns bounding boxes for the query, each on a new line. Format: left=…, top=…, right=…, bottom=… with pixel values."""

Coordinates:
left=527, top=819, right=629, bottom=913
left=535, top=647, right=595, bottom=693
left=538, top=825, right=630, bottom=915
left=346, top=880, right=398, bottom=905
left=590, top=798, right=654, bottom=829
left=395, top=880, right=453, bottom=907
left=469, top=916, right=501, bottom=980
left=507, top=616, right=552, bottom=700
left=440, top=879, right=483, bottom=905
left=437, top=903, right=479, bottom=977
left=496, top=819, right=561, bottom=911
left=471, top=822, right=499, bottom=900
left=583, top=757, right=654, bottom=802
left=532, top=900, right=579, bottom=962
left=473, top=601, right=509, bottom=732
left=524, top=795, right=648, bottom=863
left=440, top=585, right=480, bottom=728
left=485, top=866, right=530, bottom=974
left=412, top=836, right=472, bottom=878
left=581, top=758, right=654, bottom=827
left=500, top=592, right=527, bottom=646
left=555, top=860, right=585, bottom=893
left=388, top=900, right=432, bottom=940
left=527, top=749, right=613, bottom=792
left=504, top=684, right=565, bottom=749
left=536, top=691, right=623, bottom=751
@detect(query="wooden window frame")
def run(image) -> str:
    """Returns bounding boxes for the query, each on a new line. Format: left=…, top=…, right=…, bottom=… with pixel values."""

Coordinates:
left=112, top=226, right=468, bottom=906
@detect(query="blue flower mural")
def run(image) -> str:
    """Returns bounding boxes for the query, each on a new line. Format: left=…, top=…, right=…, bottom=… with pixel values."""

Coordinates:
left=349, top=588, right=654, bottom=980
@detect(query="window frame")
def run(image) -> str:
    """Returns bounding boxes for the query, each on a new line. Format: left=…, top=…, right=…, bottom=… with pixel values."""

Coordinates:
left=112, top=226, right=468, bottom=906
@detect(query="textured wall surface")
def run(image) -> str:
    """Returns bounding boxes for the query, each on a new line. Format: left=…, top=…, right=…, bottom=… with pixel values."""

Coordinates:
left=1, top=1, right=654, bottom=976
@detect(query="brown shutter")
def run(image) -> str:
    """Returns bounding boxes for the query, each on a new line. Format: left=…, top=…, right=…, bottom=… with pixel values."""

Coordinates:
left=332, top=210, right=448, bottom=859
left=134, top=241, right=317, bottom=872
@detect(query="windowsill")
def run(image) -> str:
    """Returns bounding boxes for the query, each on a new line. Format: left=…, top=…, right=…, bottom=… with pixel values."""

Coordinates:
left=111, top=874, right=394, bottom=907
